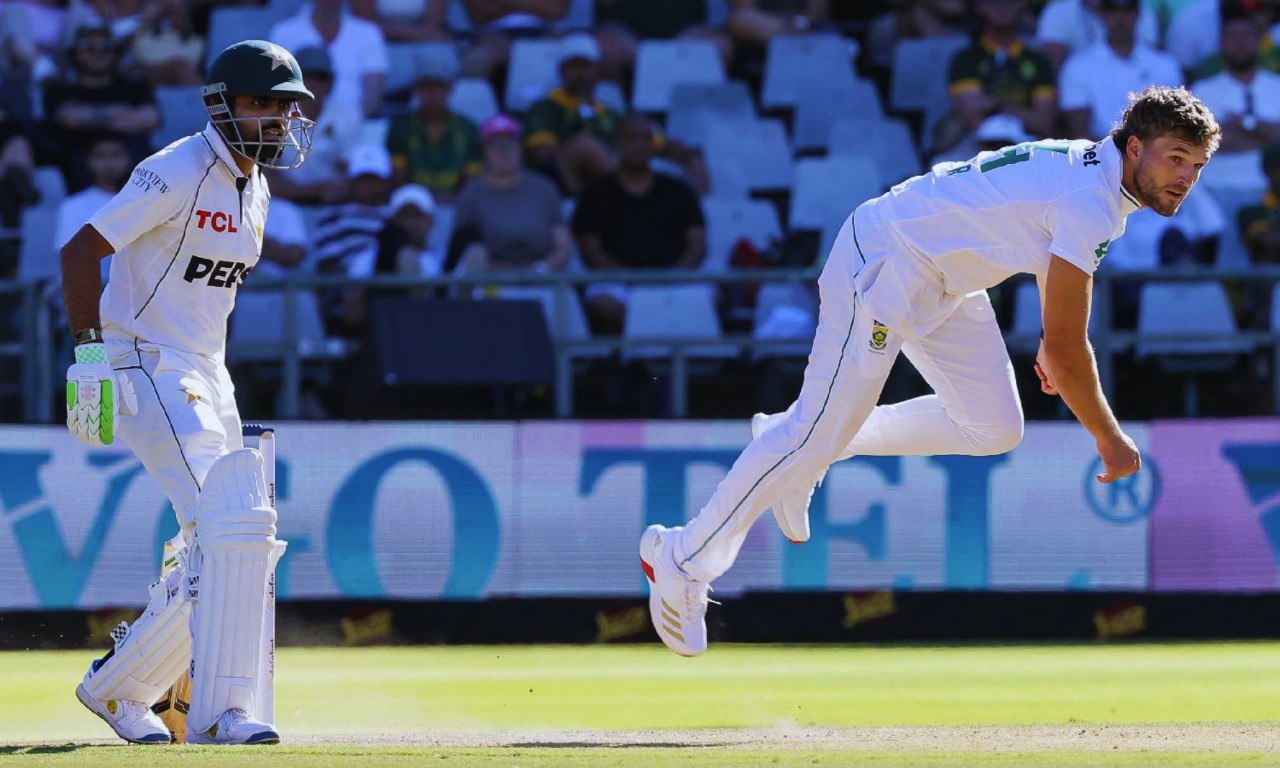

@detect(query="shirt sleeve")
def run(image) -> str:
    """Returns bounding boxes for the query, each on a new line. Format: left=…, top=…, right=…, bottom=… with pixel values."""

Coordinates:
left=1057, top=53, right=1091, bottom=112
left=1047, top=190, right=1116, bottom=275
left=87, top=155, right=193, bottom=252
left=675, top=179, right=705, bottom=231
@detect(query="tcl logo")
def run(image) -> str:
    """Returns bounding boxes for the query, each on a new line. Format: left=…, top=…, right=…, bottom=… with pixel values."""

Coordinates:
left=183, top=255, right=251, bottom=287
left=194, top=209, right=239, bottom=232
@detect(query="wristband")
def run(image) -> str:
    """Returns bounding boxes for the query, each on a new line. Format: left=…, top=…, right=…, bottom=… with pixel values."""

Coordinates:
left=73, top=327, right=104, bottom=346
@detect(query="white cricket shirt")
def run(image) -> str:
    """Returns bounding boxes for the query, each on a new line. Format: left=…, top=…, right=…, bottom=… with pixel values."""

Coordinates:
left=91, top=124, right=269, bottom=358
left=858, top=136, right=1144, bottom=295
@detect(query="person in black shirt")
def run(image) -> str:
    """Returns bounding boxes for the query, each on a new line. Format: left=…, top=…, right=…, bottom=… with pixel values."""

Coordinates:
left=42, top=25, right=160, bottom=192
left=572, top=113, right=706, bottom=334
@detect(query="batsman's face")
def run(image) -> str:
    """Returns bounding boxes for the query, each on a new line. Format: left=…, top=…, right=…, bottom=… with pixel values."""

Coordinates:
left=1130, top=134, right=1210, bottom=217
left=232, top=95, right=296, bottom=144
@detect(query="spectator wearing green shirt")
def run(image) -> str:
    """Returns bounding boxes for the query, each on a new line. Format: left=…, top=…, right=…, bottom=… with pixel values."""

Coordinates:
left=939, top=0, right=1057, bottom=152
left=524, top=34, right=621, bottom=196
left=386, top=55, right=483, bottom=203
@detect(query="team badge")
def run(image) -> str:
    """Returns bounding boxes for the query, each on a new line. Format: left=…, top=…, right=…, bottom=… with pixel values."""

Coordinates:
left=870, top=320, right=889, bottom=352
left=180, top=386, right=202, bottom=405
left=260, top=44, right=291, bottom=71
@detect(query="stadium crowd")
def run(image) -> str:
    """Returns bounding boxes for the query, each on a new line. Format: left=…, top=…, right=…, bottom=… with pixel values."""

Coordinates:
left=1, top=0, right=1278, bottom=420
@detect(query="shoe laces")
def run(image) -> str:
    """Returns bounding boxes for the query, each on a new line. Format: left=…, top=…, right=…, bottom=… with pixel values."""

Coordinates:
left=114, top=699, right=158, bottom=727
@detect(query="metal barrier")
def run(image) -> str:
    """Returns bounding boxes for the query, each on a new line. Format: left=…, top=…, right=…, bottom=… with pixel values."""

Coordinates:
left=6, top=265, right=1280, bottom=421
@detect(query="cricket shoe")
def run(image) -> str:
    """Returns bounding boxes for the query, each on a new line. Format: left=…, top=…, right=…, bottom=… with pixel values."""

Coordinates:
left=639, top=525, right=710, bottom=657
left=186, top=709, right=280, bottom=745
left=76, top=677, right=172, bottom=744
left=750, top=412, right=821, bottom=544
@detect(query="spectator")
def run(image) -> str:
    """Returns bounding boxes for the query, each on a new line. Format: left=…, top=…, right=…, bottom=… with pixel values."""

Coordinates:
left=864, top=0, right=970, bottom=75
left=458, top=0, right=568, bottom=82
left=375, top=183, right=442, bottom=279
left=1190, top=0, right=1280, bottom=192
left=349, top=0, right=451, bottom=42
left=0, top=36, right=41, bottom=273
left=524, top=34, right=620, bottom=197
left=269, top=0, right=389, bottom=118
left=54, top=133, right=129, bottom=260
left=1192, top=0, right=1280, bottom=78
left=1165, top=0, right=1227, bottom=74
left=1237, top=142, right=1280, bottom=326
left=939, top=0, right=1057, bottom=153
left=1035, top=0, right=1161, bottom=72
left=386, top=55, right=482, bottom=203
left=313, top=143, right=394, bottom=334
left=270, top=46, right=364, bottom=205
left=42, top=24, right=159, bottom=192
left=932, top=112, right=1033, bottom=163
left=448, top=114, right=570, bottom=281
left=572, top=114, right=706, bottom=335
left=726, top=0, right=832, bottom=51
left=0, top=1, right=67, bottom=84
left=127, top=0, right=205, bottom=86
left=256, top=196, right=310, bottom=278
left=1059, top=0, right=1182, bottom=139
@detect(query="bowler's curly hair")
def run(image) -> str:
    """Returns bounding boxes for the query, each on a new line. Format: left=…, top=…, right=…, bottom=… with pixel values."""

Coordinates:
left=1111, top=86, right=1221, bottom=154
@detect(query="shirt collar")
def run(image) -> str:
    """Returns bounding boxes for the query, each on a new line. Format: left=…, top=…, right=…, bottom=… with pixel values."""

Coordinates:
left=979, top=34, right=1024, bottom=58
left=549, top=86, right=602, bottom=115
left=202, top=122, right=255, bottom=184
left=1101, top=136, right=1144, bottom=216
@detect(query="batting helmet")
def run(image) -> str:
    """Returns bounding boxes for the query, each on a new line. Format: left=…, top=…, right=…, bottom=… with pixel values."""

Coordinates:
left=202, top=40, right=315, bottom=170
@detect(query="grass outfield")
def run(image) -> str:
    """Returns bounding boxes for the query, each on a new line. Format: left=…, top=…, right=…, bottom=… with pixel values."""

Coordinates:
left=0, top=643, right=1277, bottom=766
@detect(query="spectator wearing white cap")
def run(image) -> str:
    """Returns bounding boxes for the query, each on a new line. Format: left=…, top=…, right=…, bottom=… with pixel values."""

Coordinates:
left=524, top=34, right=621, bottom=196
left=386, top=53, right=482, bottom=203
left=340, top=183, right=442, bottom=333
left=270, top=46, right=363, bottom=205
left=930, top=113, right=1033, bottom=164
left=269, top=0, right=389, bottom=118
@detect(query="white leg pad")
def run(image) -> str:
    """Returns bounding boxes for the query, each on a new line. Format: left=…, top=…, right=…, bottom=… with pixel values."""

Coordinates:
left=187, top=448, right=280, bottom=734
left=81, top=557, right=192, bottom=705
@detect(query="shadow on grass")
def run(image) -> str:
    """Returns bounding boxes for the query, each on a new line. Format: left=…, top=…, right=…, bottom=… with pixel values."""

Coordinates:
left=503, top=742, right=726, bottom=749
left=0, top=744, right=129, bottom=755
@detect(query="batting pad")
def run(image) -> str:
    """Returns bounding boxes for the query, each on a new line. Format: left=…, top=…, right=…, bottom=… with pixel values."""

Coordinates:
left=187, top=449, right=279, bottom=733
left=82, top=558, right=193, bottom=705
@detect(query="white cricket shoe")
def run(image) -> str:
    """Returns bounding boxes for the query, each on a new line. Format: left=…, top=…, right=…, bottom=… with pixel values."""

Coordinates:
left=75, top=680, right=172, bottom=744
left=639, top=525, right=710, bottom=657
left=751, top=412, right=818, bottom=544
left=186, top=709, right=280, bottom=745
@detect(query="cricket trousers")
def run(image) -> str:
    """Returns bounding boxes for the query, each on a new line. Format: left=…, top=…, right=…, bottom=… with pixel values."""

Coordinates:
left=674, top=204, right=1026, bottom=582
left=108, top=336, right=243, bottom=532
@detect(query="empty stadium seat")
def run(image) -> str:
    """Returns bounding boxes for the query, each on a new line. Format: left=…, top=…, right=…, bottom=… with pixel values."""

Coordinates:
left=704, top=118, right=793, bottom=191
left=623, top=285, right=737, bottom=360
left=632, top=40, right=726, bottom=113
left=753, top=281, right=817, bottom=360
left=665, top=81, right=756, bottom=148
left=793, top=76, right=883, bottom=152
left=789, top=156, right=882, bottom=231
left=828, top=117, right=922, bottom=187
left=228, top=290, right=341, bottom=363
left=385, top=42, right=460, bottom=94
left=152, top=86, right=206, bottom=148
left=17, top=206, right=59, bottom=284
left=701, top=197, right=783, bottom=273
left=505, top=39, right=564, bottom=113
left=889, top=34, right=969, bottom=113
left=449, top=78, right=499, bottom=125
left=207, top=7, right=286, bottom=69
left=32, top=167, right=66, bottom=211
left=762, top=34, right=859, bottom=110
left=1136, top=281, right=1253, bottom=416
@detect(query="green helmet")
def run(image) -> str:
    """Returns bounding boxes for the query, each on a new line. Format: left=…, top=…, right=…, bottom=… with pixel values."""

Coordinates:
left=202, top=40, right=315, bottom=170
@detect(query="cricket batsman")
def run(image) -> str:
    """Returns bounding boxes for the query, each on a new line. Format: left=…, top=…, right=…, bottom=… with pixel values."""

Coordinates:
left=59, top=40, right=315, bottom=745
